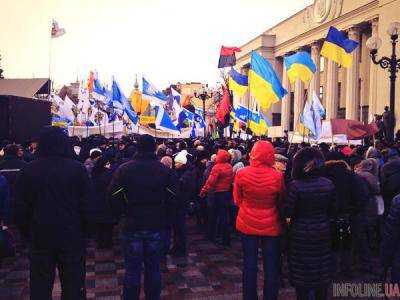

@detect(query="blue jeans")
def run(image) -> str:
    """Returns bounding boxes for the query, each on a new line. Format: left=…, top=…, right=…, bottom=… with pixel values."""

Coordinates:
left=242, top=234, right=280, bottom=300
left=122, top=231, right=162, bottom=300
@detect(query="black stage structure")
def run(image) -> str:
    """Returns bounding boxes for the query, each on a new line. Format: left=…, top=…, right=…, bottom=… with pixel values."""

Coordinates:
left=0, top=79, right=52, bottom=143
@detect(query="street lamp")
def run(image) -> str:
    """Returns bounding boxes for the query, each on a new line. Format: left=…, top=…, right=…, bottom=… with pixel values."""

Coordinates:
left=366, top=22, right=400, bottom=140
left=197, top=84, right=212, bottom=136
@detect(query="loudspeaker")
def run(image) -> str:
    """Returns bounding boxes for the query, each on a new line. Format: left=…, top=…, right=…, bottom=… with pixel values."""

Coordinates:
left=0, top=95, right=51, bottom=143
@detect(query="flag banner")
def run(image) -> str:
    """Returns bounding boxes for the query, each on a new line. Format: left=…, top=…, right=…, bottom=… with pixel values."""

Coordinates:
left=92, top=74, right=108, bottom=103
left=155, top=106, right=180, bottom=134
left=112, top=77, right=138, bottom=124
left=142, top=77, right=167, bottom=106
left=216, top=85, right=231, bottom=125
left=51, top=20, right=66, bottom=38
left=182, top=108, right=194, bottom=122
left=321, top=26, right=359, bottom=68
left=299, top=92, right=324, bottom=140
left=284, top=51, right=316, bottom=84
left=249, top=51, right=287, bottom=110
left=233, top=105, right=251, bottom=123
left=229, top=68, right=248, bottom=97
left=194, top=113, right=206, bottom=128
left=218, top=46, right=241, bottom=68
left=331, top=119, right=379, bottom=140
left=139, top=115, right=156, bottom=124
left=249, top=111, right=268, bottom=136
left=259, top=110, right=273, bottom=127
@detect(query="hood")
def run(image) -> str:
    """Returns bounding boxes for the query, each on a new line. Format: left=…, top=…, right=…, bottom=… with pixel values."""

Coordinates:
left=215, top=149, right=231, bottom=164
left=250, top=141, right=275, bottom=167
left=355, top=158, right=379, bottom=177
left=365, top=147, right=380, bottom=159
left=37, top=126, right=71, bottom=158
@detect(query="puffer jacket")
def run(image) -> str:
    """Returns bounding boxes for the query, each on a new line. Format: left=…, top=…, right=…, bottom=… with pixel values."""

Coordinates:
left=285, top=176, right=336, bottom=288
left=233, top=141, right=285, bottom=236
left=201, top=150, right=233, bottom=194
left=382, top=194, right=400, bottom=283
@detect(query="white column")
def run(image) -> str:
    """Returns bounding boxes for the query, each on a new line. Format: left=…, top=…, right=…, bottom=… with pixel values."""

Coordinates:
left=293, top=79, right=304, bottom=129
left=368, top=19, right=379, bottom=122
left=281, top=66, right=291, bottom=134
left=345, top=26, right=361, bottom=120
left=325, top=60, right=339, bottom=120
left=309, top=42, right=321, bottom=101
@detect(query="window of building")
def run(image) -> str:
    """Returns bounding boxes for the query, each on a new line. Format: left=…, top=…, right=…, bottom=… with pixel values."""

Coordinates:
left=338, top=82, right=341, bottom=103
left=319, top=86, right=324, bottom=100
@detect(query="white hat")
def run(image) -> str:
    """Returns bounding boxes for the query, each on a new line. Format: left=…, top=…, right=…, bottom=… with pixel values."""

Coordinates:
left=174, top=150, right=188, bottom=165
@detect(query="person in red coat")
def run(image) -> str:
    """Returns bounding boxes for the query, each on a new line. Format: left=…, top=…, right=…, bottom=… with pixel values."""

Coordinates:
left=233, top=141, right=285, bottom=300
left=200, top=149, right=233, bottom=246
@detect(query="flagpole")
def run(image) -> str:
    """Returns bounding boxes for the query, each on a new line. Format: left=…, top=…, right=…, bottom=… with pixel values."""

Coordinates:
left=48, top=25, right=52, bottom=97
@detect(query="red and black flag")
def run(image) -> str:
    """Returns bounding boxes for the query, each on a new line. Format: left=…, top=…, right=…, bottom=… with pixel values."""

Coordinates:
left=218, top=46, right=241, bottom=68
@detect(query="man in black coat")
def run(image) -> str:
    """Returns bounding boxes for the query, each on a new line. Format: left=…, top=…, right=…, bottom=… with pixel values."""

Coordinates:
left=109, top=134, right=177, bottom=300
left=381, top=150, right=400, bottom=213
left=0, top=144, right=27, bottom=191
left=15, top=126, right=91, bottom=300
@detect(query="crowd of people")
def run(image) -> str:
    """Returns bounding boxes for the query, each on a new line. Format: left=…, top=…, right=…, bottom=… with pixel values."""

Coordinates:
left=1, top=126, right=400, bottom=300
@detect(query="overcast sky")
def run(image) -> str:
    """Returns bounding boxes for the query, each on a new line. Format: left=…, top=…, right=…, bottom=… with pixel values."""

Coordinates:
left=1, top=0, right=313, bottom=92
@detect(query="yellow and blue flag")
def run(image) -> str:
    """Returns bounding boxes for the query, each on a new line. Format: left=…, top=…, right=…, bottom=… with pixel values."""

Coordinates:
left=249, top=111, right=268, bottom=136
left=321, top=26, right=359, bottom=68
left=228, top=68, right=248, bottom=97
left=284, top=52, right=316, bottom=84
left=249, top=51, right=287, bottom=110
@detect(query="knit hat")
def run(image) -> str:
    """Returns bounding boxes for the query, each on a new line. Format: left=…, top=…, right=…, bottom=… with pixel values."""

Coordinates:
left=137, top=134, right=156, bottom=153
left=174, top=150, right=188, bottom=165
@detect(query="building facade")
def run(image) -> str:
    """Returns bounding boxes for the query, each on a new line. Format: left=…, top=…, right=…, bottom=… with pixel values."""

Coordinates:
left=235, top=0, right=400, bottom=136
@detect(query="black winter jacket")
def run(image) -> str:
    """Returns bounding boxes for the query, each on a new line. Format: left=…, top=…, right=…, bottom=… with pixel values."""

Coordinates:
left=14, top=157, right=91, bottom=250
left=109, top=153, right=177, bottom=233
left=381, top=158, right=400, bottom=210
left=285, top=176, right=336, bottom=288
left=382, top=194, right=400, bottom=282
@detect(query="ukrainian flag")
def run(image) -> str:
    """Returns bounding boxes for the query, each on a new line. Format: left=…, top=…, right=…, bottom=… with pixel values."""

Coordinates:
left=249, top=112, right=268, bottom=136
left=249, top=51, right=287, bottom=110
left=284, top=52, right=316, bottom=84
left=229, top=68, right=248, bottom=97
left=321, top=26, right=359, bottom=68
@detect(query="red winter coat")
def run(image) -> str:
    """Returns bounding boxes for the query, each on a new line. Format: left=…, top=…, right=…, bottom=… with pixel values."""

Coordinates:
left=201, top=150, right=233, bottom=195
left=233, top=141, right=285, bottom=236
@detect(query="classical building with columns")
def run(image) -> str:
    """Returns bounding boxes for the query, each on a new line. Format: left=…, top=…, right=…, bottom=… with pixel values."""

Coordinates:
left=235, top=0, right=400, bottom=137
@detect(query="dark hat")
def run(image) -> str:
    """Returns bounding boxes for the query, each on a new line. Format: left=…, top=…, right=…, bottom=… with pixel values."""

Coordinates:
left=137, top=134, right=156, bottom=153
left=196, top=150, right=209, bottom=162
left=37, top=126, right=70, bottom=157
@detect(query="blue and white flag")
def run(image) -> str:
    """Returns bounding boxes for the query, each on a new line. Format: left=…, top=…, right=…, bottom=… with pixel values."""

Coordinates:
left=111, top=77, right=138, bottom=124
left=300, top=92, right=324, bottom=140
left=92, top=74, right=108, bottom=103
left=182, top=108, right=194, bottom=122
left=194, top=113, right=206, bottom=128
left=155, top=106, right=179, bottom=134
left=142, top=77, right=167, bottom=106
left=233, top=105, right=251, bottom=123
